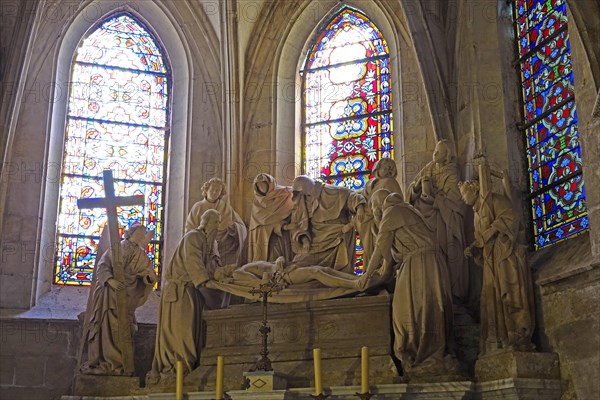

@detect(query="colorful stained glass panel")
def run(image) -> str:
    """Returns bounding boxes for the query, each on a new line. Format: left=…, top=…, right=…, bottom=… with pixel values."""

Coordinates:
left=69, top=64, right=168, bottom=127
left=305, top=113, right=392, bottom=180
left=516, top=0, right=565, bottom=37
left=524, top=75, right=574, bottom=121
left=62, top=120, right=166, bottom=181
left=520, top=41, right=571, bottom=102
left=303, top=9, right=392, bottom=183
left=303, top=7, right=393, bottom=273
left=513, top=1, right=587, bottom=249
left=516, top=0, right=567, bottom=57
left=530, top=175, right=587, bottom=248
left=55, top=14, right=169, bottom=285
left=307, top=10, right=388, bottom=69
left=75, top=15, right=167, bottom=73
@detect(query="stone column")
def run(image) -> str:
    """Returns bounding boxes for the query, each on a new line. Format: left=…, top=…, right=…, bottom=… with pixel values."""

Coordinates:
left=585, top=92, right=600, bottom=258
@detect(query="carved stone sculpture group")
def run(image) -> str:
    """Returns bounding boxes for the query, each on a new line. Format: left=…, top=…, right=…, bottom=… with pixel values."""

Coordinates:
left=78, top=142, right=536, bottom=384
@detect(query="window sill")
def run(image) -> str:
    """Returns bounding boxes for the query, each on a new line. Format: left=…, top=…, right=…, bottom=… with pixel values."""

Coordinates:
left=0, top=285, right=160, bottom=324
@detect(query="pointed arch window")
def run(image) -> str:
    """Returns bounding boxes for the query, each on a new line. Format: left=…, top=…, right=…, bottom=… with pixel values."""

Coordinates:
left=54, top=14, right=170, bottom=285
left=301, top=7, right=393, bottom=273
left=513, top=0, right=588, bottom=249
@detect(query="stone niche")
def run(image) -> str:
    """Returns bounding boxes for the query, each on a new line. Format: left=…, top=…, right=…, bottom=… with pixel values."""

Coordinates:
left=187, top=292, right=398, bottom=391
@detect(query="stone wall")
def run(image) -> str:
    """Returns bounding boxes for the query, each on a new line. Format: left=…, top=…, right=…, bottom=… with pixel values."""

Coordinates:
left=0, top=318, right=156, bottom=400
left=532, top=234, right=600, bottom=400
left=538, top=274, right=600, bottom=400
left=0, top=319, right=81, bottom=399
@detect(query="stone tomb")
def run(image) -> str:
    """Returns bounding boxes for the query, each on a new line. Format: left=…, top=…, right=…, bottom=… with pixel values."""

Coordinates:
left=64, top=292, right=565, bottom=399
left=187, top=292, right=397, bottom=392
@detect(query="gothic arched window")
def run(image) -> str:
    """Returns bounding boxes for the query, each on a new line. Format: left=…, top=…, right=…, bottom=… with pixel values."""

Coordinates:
left=54, top=14, right=170, bottom=285
left=513, top=0, right=588, bottom=249
left=301, top=7, right=393, bottom=273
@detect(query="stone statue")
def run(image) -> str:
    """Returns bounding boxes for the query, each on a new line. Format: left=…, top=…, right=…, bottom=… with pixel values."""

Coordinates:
left=147, top=209, right=229, bottom=384
left=215, top=256, right=359, bottom=289
left=359, top=190, right=458, bottom=379
left=407, top=139, right=468, bottom=303
left=357, top=158, right=403, bottom=271
left=80, top=224, right=156, bottom=376
left=185, top=178, right=247, bottom=266
left=289, top=175, right=366, bottom=274
left=248, top=173, right=294, bottom=262
left=459, top=162, right=534, bottom=355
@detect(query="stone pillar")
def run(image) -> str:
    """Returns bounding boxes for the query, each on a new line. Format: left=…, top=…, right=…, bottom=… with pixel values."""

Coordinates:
left=586, top=91, right=600, bottom=258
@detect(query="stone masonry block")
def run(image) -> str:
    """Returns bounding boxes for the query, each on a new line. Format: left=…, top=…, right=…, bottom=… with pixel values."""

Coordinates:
left=0, top=355, right=15, bottom=385
left=15, top=356, right=44, bottom=386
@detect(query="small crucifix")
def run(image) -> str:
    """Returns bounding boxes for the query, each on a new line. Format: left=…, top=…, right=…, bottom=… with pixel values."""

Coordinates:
left=248, top=276, right=284, bottom=372
left=77, top=169, right=145, bottom=375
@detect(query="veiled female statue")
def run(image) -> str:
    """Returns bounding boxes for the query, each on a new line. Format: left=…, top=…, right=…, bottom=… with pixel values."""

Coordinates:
left=248, top=173, right=293, bottom=262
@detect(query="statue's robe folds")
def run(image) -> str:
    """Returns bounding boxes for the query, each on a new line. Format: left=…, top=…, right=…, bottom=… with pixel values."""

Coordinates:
left=248, top=174, right=293, bottom=262
left=407, top=160, right=468, bottom=302
left=291, top=181, right=366, bottom=274
left=185, top=197, right=247, bottom=266
left=82, top=239, right=156, bottom=375
left=472, top=193, right=534, bottom=354
left=148, top=229, right=229, bottom=381
left=358, top=175, right=403, bottom=270
left=373, top=196, right=455, bottom=375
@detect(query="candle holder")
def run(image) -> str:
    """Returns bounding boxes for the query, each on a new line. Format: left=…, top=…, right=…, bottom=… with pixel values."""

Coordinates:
left=354, top=392, right=373, bottom=399
left=310, top=393, right=330, bottom=400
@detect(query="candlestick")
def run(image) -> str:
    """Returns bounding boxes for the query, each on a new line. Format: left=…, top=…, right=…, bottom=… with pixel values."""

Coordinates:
left=313, top=348, right=322, bottom=396
left=216, top=355, right=224, bottom=400
left=360, top=346, right=369, bottom=394
left=176, top=360, right=184, bottom=400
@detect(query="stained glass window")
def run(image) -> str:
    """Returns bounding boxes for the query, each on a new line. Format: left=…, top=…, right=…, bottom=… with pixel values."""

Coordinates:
left=301, top=8, right=393, bottom=273
left=54, top=14, right=169, bottom=285
left=514, top=0, right=588, bottom=249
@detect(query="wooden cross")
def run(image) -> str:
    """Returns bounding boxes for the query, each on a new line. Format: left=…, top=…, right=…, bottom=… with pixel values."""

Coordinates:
left=77, top=169, right=145, bottom=375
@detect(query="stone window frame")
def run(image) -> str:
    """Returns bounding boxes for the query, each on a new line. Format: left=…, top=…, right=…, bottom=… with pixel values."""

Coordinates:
left=33, top=0, right=192, bottom=316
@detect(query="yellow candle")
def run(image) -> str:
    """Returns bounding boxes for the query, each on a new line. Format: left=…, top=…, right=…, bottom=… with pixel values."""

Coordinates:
left=313, top=348, right=322, bottom=395
left=361, top=346, right=369, bottom=394
left=216, top=355, right=224, bottom=400
left=176, top=360, right=184, bottom=400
